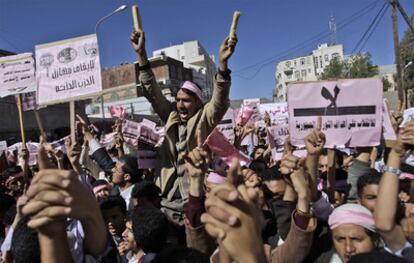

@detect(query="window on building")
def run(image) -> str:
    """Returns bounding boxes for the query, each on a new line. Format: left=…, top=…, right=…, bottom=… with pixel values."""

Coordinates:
left=295, top=70, right=300, bottom=79
left=332, top=52, right=340, bottom=59
left=319, top=56, right=323, bottom=67
left=301, top=69, right=307, bottom=78
left=324, top=54, right=329, bottom=62
left=307, top=57, right=311, bottom=65
left=294, top=60, right=297, bottom=67
left=300, top=58, right=305, bottom=65
left=285, top=61, right=291, bottom=68
left=308, top=68, right=311, bottom=73
left=315, top=57, right=318, bottom=68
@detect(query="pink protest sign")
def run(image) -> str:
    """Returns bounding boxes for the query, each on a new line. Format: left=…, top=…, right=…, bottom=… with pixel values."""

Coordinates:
left=267, top=125, right=289, bottom=160
left=137, top=124, right=159, bottom=150
left=100, top=132, right=116, bottom=147
left=236, top=104, right=254, bottom=125
left=217, top=108, right=235, bottom=143
left=122, top=119, right=141, bottom=146
left=238, top=98, right=261, bottom=125
left=267, top=125, right=306, bottom=160
left=288, top=78, right=383, bottom=148
left=204, top=128, right=250, bottom=166
left=382, top=99, right=397, bottom=141
left=260, top=102, right=289, bottom=125
left=8, top=142, right=39, bottom=166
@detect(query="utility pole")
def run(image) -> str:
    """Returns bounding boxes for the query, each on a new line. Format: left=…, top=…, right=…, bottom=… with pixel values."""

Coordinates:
left=391, top=0, right=404, bottom=104
left=395, top=0, right=414, bottom=34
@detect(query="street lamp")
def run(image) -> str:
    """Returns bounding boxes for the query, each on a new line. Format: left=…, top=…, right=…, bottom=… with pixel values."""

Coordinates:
left=95, top=5, right=127, bottom=35
left=94, top=5, right=128, bottom=120
left=403, top=61, right=413, bottom=107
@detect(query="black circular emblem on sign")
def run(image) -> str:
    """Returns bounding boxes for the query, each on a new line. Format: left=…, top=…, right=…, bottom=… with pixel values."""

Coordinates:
left=57, top=48, right=77, bottom=63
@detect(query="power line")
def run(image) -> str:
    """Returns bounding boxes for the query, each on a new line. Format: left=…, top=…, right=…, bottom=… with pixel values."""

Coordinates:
left=357, top=4, right=390, bottom=53
left=351, top=1, right=388, bottom=54
left=233, top=0, right=382, bottom=80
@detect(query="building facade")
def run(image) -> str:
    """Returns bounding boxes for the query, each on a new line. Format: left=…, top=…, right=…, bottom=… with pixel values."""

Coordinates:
left=273, top=43, right=344, bottom=101
left=88, top=55, right=193, bottom=119
left=378, top=64, right=397, bottom=91
left=153, top=41, right=216, bottom=101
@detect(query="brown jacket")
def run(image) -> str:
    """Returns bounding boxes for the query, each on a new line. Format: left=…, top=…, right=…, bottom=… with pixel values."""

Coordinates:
left=139, top=68, right=231, bottom=195
left=185, top=211, right=317, bottom=262
left=270, top=214, right=317, bottom=263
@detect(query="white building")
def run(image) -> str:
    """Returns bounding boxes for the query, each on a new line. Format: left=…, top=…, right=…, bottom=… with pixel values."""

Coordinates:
left=274, top=43, right=344, bottom=101
left=378, top=64, right=396, bottom=91
left=153, top=41, right=216, bottom=100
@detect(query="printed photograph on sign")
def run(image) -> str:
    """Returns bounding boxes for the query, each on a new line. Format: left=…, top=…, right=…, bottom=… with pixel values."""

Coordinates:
left=35, top=34, right=102, bottom=105
left=288, top=78, right=383, bottom=148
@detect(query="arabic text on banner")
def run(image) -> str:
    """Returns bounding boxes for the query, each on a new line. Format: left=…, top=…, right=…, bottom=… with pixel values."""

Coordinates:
left=288, top=78, right=383, bottom=148
left=35, top=34, right=102, bottom=105
left=217, top=108, right=235, bottom=143
left=0, top=53, right=36, bottom=97
left=259, top=102, right=289, bottom=125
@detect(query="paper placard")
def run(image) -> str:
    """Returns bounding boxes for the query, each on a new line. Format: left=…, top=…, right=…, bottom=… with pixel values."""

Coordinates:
left=36, top=34, right=102, bottom=105
left=0, top=53, right=36, bottom=97
left=288, top=78, right=383, bottom=148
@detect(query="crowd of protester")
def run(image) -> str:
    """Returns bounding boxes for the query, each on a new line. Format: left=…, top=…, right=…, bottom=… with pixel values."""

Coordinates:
left=0, top=28, right=413, bottom=263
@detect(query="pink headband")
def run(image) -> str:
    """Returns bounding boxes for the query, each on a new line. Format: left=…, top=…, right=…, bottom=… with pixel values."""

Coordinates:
left=328, top=204, right=376, bottom=232
left=181, top=81, right=203, bottom=101
left=206, top=172, right=227, bottom=184
left=93, top=184, right=110, bottom=195
left=5, top=172, right=24, bottom=187
left=400, top=173, right=414, bottom=180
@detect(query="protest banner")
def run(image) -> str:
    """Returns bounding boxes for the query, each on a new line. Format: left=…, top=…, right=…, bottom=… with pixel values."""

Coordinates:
left=267, top=124, right=306, bottom=160
left=19, top=92, right=45, bottom=111
left=205, top=128, right=250, bottom=167
left=0, top=53, right=36, bottom=97
left=100, top=132, right=116, bottom=147
left=137, top=124, right=159, bottom=150
left=288, top=78, right=383, bottom=148
left=217, top=108, right=236, bottom=143
left=36, top=34, right=102, bottom=105
left=141, top=118, right=157, bottom=130
left=50, top=136, right=69, bottom=154
left=260, top=102, right=289, bottom=125
left=122, top=119, right=141, bottom=146
left=8, top=142, right=39, bottom=166
left=238, top=98, right=260, bottom=125
left=136, top=122, right=159, bottom=169
left=382, top=99, right=397, bottom=141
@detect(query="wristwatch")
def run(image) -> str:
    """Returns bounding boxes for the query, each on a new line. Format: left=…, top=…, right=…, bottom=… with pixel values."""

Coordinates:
left=382, top=165, right=402, bottom=176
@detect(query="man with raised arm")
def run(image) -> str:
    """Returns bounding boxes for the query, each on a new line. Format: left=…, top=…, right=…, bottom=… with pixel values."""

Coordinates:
left=130, top=30, right=237, bottom=225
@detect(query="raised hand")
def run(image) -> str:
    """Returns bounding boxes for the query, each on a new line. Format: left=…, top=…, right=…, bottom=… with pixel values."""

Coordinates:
left=219, top=36, right=238, bottom=72
left=201, top=160, right=266, bottom=263
left=130, top=30, right=146, bottom=55
left=304, top=116, right=326, bottom=155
